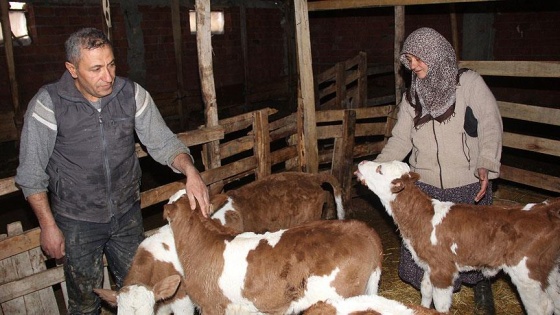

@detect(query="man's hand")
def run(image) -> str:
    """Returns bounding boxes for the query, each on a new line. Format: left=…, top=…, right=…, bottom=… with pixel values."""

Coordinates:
left=172, top=153, right=210, bottom=217
left=475, top=168, right=489, bottom=203
left=40, top=224, right=65, bottom=259
left=27, top=192, right=65, bottom=259
left=184, top=167, right=210, bottom=217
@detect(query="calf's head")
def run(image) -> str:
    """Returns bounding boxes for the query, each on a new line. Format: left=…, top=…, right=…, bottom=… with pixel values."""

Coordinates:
left=355, top=160, right=419, bottom=214
left=94, top=275, right=181, bottom=315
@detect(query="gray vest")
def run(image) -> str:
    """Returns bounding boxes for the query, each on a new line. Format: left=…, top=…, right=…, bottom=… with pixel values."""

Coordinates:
left=45, top=74, right=141, bottom=223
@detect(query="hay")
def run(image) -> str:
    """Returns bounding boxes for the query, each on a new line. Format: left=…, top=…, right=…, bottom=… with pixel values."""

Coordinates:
left=349, top=191, right=527, bottom=315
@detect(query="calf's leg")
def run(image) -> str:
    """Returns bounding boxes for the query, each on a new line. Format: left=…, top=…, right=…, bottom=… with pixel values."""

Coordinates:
left=420, top=274, right=434, bottom=308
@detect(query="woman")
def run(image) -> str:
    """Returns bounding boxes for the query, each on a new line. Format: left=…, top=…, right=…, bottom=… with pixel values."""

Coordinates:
left=375, top=27, right=502, bottom=314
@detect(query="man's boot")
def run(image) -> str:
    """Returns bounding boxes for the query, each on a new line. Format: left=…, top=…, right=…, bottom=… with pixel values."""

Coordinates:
left=474, top=279, right=496, bottom=315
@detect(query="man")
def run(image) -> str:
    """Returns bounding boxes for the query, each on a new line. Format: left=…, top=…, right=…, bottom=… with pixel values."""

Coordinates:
left=15, top=27, right=210, bottom=314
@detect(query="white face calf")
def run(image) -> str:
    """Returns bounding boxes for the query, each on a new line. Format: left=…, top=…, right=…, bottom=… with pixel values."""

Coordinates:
left=94, top=223, right=194, bottom=315
left=355, top=160, right=411, bottom=215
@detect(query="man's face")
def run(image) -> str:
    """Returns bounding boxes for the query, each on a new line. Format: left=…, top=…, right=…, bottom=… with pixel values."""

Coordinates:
left=65, top=45, right=116, bottom=102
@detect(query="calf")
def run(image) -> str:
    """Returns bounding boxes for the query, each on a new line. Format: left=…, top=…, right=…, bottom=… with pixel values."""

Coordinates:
left=210, top=171, right=345, bottom=233
left=94, top=224, right=194, bottom=315
left=355, top=160, right=560, bottom=315
left=164, top=189, right=383, bottom=314
left=303, top=295, right=443, bottom=315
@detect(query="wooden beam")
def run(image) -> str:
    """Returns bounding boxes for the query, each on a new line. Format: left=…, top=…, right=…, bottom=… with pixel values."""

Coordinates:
left=1, top=0, right=21, bottom=136
left=308, top=0, right=501, bottom=11
left=0, top=266, right=64, bottom=304
left=332, top=110, right=356, bottom=210
left=498, top=102, right=560, bottom=127
left=458, top=60, right=560, bottom=78
left=196, top=0, right=223, bottom=193
left=500, top=165, right=560, bottom=194
left=171, top=0, right=186, bottom=130
left=502, top=132, right=560, bottom=158
left=294, top=0, right=319, bottom=173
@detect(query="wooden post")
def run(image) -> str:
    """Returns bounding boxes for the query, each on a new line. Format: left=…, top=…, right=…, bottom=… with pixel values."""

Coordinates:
left=101, top=0, right=112, bottom=41
left=332, top=109, right=356, bottom=211
left=253, top=109, right=271, bottom=179
left=449, top=4, right=460, bottom=59
left=294, top=0, right=319, bottom=174
left=196, top=0, right=223, bottom=194
left=385, top=5, right=405, bottom=144
left=171, top=0, right=185, bottom=130
left=240, top=2, right=249, bottom=108
left=357, top=51, right=367, bottom=108
left=335, top=62, right=346, bottom=109
left=1, top=0, right=21, bottom=139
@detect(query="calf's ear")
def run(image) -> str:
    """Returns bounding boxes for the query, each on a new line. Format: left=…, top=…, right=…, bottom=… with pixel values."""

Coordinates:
left=390, top=179, right=405, bottom=193
left=153, top=275, right=181, bottom=301
left=93, top=288, right=118, bottom=307
left=408, top=172, right=421, bottom=182
left=210, top=194, right=229, bottom=214
left=163, top=203, right=177, bottom=222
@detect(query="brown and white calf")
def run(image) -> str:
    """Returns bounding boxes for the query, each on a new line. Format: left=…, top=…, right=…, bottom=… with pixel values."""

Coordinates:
left=355, top=160, right=560, bottom=315
left=94, top=224, right=194, bottom=315
left=210, top=171, right=345, bottom=233
left=303, top=295, right=443, bottom=315
left=164, top=189, right=383, bottom=315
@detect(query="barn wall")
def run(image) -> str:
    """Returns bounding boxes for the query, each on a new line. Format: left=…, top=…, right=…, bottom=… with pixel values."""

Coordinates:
left=0, top=3, right=286, bottom=122
left=0, top=1, right=558, bottom=130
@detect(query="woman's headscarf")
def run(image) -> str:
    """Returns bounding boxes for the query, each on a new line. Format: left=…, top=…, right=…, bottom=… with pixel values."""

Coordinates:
left=400, top=27, right=458, bottom=124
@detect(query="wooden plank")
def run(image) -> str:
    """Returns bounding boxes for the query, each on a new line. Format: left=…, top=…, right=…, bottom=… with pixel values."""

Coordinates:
left=0, top=229, right=40, bottom=261
left=201, top=157, right=257, bottom=186
left=270, top=146, right=298, bottom=166
left=316, top=106, right=391, bottom=122
left=458, top=60, right=560, bottom=78
left=336, top=62, right=347, bottom=109
left=0, top=177, right=18, bottom=196
left=140, top=181, right=184, bottom=209
left=357, top=52, right=368, bottom=108
left=220, top=136, right=254, bottom=159
left=177, top=125, right=225, bottom=146
left=389, top=5, right=405, bottom=143
left=502, top=132, right=560, bottom=157
left=171, top=0, right=186, bottom=129
left=26, top=247, right=58, bottom=312
left=1, top=0, right=22, bottom=139
left=253, top=110, right=271, bottom=179
left=308, top=0, right=501, bottom=11
left=500, top=165, right=560, bottom=194
left=353, top=142, right=386, bottom=158
left=356, top=122, right=388, bottom=137
left=498, top=102, right=560, bottom=126
left=0, top=223, right=43, bottom=313
left=332, top=110, right=357, bottom=209
left=0, top=266, right=64, bottom=304
left=295, top=0, right=319, bottom=173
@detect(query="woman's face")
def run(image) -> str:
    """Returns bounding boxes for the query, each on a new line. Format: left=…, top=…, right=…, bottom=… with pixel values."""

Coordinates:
left=405, top=54, right=428, bottom=79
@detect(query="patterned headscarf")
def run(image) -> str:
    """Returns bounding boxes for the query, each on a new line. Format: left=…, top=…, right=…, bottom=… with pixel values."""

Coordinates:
left=400, top=28, right=458, bottom=123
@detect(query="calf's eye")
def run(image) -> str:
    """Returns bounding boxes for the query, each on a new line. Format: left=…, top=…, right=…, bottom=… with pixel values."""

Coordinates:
left=376, top=165, right=383, bottom=175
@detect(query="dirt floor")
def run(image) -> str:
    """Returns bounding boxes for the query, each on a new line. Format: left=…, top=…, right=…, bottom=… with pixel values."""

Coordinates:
left=348, top=181, right=556, bottom=315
